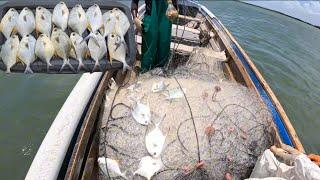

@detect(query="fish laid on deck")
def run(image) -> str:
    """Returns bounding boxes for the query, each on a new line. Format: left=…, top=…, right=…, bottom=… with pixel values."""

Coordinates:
left=83, top=4, right=103, bottom=44
left=51, top=28, right=75, bottom=72
left=35, top=6, right=52, bottom=37
left=88, top=32, right=107, bottom=72
left=17, top=35, right=36, bottom=74
left=69, top=32, right=89, bottom=72
left=16, top=7, right=35, bottom=37
left=68, top=4, right=87, bottom=36
left=35, top=34, right=55, bottom=72
left=0, top=35, right=19, bottom=73
left=0, top=8, right=18, bottom=39
left=52, top=1, right=69, bottom=31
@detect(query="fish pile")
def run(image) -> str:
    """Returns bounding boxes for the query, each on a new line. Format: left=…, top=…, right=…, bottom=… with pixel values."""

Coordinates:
left=0, top=2, right=131, bottom=73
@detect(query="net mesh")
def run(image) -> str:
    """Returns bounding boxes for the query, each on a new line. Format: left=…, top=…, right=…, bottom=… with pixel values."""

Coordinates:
left=98, top=48, right=276, bottom=180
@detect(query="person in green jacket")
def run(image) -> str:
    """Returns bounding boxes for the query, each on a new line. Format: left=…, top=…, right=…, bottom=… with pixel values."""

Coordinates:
left=131, top=0, right=178, bottom=73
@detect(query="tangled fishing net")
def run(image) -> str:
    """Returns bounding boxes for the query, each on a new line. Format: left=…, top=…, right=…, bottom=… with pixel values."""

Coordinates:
left=98, top=48, right=277, bottom=180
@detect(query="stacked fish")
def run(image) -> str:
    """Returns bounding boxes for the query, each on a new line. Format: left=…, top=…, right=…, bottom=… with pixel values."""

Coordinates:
left=0, top=2, right=131, bottom=73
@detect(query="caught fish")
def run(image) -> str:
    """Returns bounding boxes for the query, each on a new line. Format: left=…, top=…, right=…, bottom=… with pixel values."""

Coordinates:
left=133, top=156, right=163, bottom=180
left=98, top=157, right=127, bottom=179
left=68, top=4, right=87, bottom=36
left=83, top=4, right=103, bottom=44
left=151, top=81, right=168, bottom=93
left=35, top=34, right=55, bottom=72
left=0, top=8, right=19, bottom=39
left=35, top=6, right=52, bottom=37
left=52, top=1, right=69, bottom=31
left=107, top=33, right=130, bottom=72
left=145, top=116, right=166, bottom=157
left=16, top=7, right=35, bottom=36
left=132, top=101, right=151, bottom=125
left=51, top=28, right=75, bottom=72
left=17, top=35, right=36, bottom=73
left=111, top=8, right=130, bottom=37
left=102, top=10, right=116, bottom=38
left=0, top=35, right=19, bottom=73
left=164, top=87, right=187, bottom=100
left=88, top=32, right=107, bottom=72
left=70, top=32, right=89, bottom=71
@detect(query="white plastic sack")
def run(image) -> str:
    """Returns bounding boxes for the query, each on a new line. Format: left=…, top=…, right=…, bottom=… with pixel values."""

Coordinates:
left=247, top=149, right=320, bottom=180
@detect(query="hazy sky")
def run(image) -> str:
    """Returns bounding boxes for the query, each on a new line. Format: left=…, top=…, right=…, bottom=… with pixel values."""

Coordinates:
left=244, top=1, right=320, bottom=26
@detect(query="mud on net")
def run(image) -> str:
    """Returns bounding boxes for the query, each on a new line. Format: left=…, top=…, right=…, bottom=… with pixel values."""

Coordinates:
left=99, top=48, right=277, bottom=179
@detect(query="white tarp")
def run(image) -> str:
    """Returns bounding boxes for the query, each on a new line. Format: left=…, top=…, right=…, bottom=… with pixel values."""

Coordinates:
left=247, top=149, right=320, bottom=180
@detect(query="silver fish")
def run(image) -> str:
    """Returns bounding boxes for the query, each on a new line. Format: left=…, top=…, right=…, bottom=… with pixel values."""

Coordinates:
left=98, top=157, right=127, bottom=179
left=51, top=28, right=75, bottom=72
left=52, top=1, right=69, bottom=31
left=70, top=32, right=89, bottom=71
left=0, top=8, right=19, bottom=39
left=83, top=4, right=103, bottom=44
left=131, top=101, right=151, bottom=125
left=145, top=116, right=166, bottom=157
left=35, top=6, right=52, bottom=37
left=102, top=10, right=116, bottom=38
left=0, top=35, right=19, bottom=73
left=35, top=34, right=55, bottom=72
left=16, top=7, right=35, bottom=37
left=111, top=8, right=130, bottom=37
left=107, top=32, right=131, bottom=72
left=88, top=32, right=107, bottom=72
left=133, top=156, right=163, bottom=180
left=68, top=4, right=87, bottom=36
left=17, top=35, right=36, bottom=74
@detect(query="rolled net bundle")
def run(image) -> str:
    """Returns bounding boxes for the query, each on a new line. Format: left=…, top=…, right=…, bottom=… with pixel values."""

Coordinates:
left=99, top=48, right=276, bottom=180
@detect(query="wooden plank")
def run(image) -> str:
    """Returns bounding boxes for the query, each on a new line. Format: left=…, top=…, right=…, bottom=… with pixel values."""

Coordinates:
left=65, top=72, right=113, bottom=180
left=136, top=35, right=194, bottom=53
left=178, top=14, right=202, bottom=22
left=213, top=15, right=304, bottom=152
left=172, top=24, right=215, bottom=38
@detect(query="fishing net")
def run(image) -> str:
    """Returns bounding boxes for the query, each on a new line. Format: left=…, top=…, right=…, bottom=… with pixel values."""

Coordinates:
left=98, top=48, right=277, bottom=180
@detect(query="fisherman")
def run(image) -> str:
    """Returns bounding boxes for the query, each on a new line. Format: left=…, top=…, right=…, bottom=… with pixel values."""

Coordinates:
left=131, top=0, right=178, bottom=73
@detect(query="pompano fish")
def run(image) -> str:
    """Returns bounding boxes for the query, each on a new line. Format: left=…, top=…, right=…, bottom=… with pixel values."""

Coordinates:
left=133, top=156, right=163, bottom=180
left=35, top=6, right=52, bottom=37
left=107, top=33, right=131, bottom=72
left=68, top=4, right=87, bottom=36
left=88, top=32, right=107, bottom=72
left=98, top=157, right=127, bottom=179
left=0, top=35, right=19, bottom=73
left=70, top=32, right=89, bottom=71
left=151, top=81, right=168, bottom=93
left=51, top=28, right=75, bottom=72
left=16, top=7, right=35, bottom=36
left=17, top=35, right=36, bottom=73
left=111, top=8, right=130, bottom=37
left=52, top=1, right=69, bottom=31
left=145, top=116, right=166, bottom=157
left=35, top=34, right=55, bottom=72
left=83, top=4, right=103, bottom=44
left=131, top=101, right=151, bottom=125
left=0, top=8, right=19, bottom=39
left=102, top=10, right=116, bottom=38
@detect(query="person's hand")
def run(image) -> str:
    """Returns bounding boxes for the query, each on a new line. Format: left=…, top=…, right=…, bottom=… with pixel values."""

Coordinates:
left=166, top=0, right=178, bottom=22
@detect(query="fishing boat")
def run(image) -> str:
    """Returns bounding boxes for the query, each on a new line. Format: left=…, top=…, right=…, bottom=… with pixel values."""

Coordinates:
left=26, top=1, right=305, bottom=179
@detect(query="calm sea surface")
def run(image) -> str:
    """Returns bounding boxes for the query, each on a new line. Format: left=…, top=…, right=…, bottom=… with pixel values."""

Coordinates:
left=0, top=1, right=319, bottom=179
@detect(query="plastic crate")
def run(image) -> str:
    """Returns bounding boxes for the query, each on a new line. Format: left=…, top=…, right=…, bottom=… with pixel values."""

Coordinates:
left=0, top=0, right=136, bottom=73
